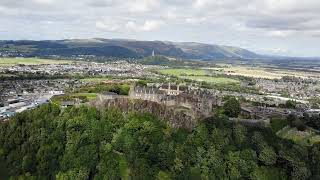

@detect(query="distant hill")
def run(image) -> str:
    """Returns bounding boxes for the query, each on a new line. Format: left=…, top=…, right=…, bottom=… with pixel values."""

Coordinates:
left=0, top=38, right=263, bottom=61
left=169, top=42, right=261, bottom=60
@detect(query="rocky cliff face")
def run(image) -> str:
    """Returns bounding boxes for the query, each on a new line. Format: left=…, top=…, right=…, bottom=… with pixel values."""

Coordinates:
left=90, top=97, right=202, bottom=130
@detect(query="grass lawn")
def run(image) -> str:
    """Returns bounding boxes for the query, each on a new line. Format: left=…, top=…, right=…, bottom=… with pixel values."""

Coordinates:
left=0, top=58, right=72, bottom=66
left=71, top=93, right=98, bottom=100
left=51, top=93, right=98, bottom=105
left=270, top=118, right=289, bottom=133
left=277, top=126, right=320, bottom=146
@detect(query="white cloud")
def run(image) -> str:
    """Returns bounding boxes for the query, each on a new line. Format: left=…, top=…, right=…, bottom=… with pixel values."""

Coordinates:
left=263, top=47, right=289, bottom=54
left=87, top=0, right=115, bottom=7
left=0, top=0, right=320, bottom=56
left=185, top=17, right=207, bottom=24
left=126, top=0, right=160, bottom=13
left=32, top=0, right=55, bottom=5
left=263, top=0, right=320, bottom=13
left=126, top=20, right=164, bottom=32
left=267, top=30, right=294, bottom=38
left=164, top=7, right=179, bottom=20
left=95, top=20, right=121, bottom=32
left=193, top=0, right=210, bottom=8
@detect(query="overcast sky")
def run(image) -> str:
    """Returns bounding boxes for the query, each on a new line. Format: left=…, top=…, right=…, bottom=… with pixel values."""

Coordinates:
left=0, top=0, right=319, bottom=57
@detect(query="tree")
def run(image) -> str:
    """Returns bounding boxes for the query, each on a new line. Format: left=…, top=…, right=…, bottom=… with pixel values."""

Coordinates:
left=56, top=168, right=89, bottom=180
left=0, top=103, right=319, bottom=179
left=287, top=113, right=298, bottom=126
left=223, top=97, right=241, bottom=118
left=285, top=100, right=296, bottom=109
left=136, top=80, right=148, bottom=87
left=292, top=119, right=306, bottom=131
left=258, top=146, right=277, bottom=166
left=287, top=114, right=306, bottom=131
left=157, top=171, right=171, bottom=180
left=309, top=144, right=320, bottom=179
left=232, top=124, right=247, bottom=147
left=251, top=166, right=287, bottom=180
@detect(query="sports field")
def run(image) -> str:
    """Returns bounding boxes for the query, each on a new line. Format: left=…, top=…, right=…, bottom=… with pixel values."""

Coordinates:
left=0, top=58, right=72, bottom=66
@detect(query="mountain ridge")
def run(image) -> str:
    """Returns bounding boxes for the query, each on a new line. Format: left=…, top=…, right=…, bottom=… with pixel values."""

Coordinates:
left=0, top=38, right=262, bottom=60
left=0, top=38, right=318, bottom=61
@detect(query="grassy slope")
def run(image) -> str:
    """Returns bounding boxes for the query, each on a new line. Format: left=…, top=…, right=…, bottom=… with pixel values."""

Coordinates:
left=277, top=126, right=320, bottom=146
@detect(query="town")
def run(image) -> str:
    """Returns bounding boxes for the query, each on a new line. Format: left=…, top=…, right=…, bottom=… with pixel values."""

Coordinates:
left=0, top=60, right=160, bottom=120
left=1, top=58, right=320, bottom=126
left=2, top=0, right=320, bottom=178
left=1, top=57, right=320, bottom=180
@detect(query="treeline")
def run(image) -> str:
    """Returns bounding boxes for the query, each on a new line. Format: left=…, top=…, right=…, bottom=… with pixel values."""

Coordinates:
left=0, top=72, right=71, bottom=81
left=73, top=83, right=130, bottom=95
left=287, top=113, right=320, bottom=131
left=0, top=104, right=320, bottom=179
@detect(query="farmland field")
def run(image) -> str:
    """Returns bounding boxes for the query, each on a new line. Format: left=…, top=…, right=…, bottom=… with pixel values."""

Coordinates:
left=205, top=64, right=320, bottom=79
left=180, top=76, right=239, bottom=84
left=159, top=68, right=207, bottom=76
left=0, top=58, right=72, bottom=66
left=158, top=68, right=239, bottom=85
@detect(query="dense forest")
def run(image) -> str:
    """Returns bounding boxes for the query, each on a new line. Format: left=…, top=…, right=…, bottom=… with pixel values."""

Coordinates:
left=0, top=104, right=320, bottom=179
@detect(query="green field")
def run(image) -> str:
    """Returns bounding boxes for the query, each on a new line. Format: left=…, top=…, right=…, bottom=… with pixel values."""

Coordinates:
left=0, top=73, right=17, bottom=77
left=180, top=76, right=239, bottom=84
left=0, top=58, right=72, bottom=66
left=159, top=68, right=206, bottom=76
left=277, top=126, right=320, bottom=146
left=71, top=93, right=98, bottom=100
left=270, top=118, right=289, bottom=133
left=51, top=93, right=98, bottom=105
left=159, top=68, right=239, bottom=85
left=80, top=78, right=111, bottom=83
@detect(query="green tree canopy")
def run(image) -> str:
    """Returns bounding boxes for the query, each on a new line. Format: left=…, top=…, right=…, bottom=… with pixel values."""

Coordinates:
left=223, top=97, right=241, bottom=117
